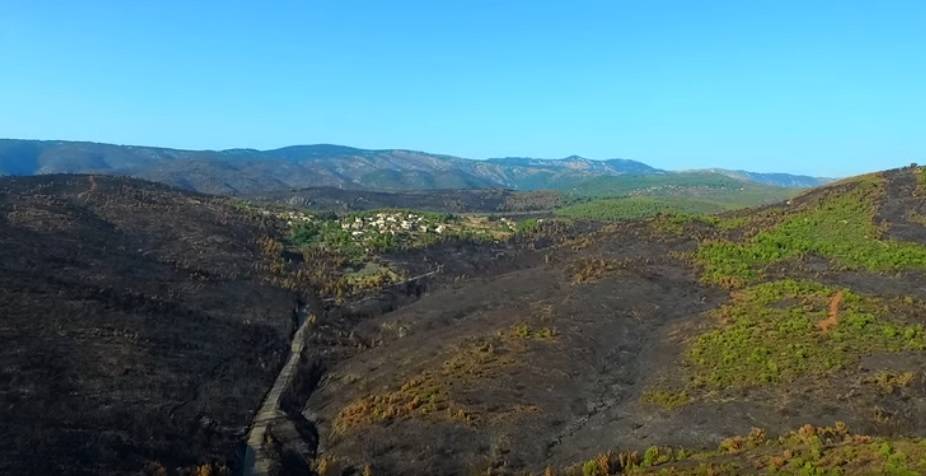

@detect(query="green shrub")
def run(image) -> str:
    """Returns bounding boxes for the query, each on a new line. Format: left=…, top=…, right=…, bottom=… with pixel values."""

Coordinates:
left=641, top=389, right=690, bottom=410
left=686, top=280, right=926, bottom=390
left=581, top=460, right=599, bottom=476
left=516, top=218, right=541, bottom=234
left=696, top=177, right=926, bottom=287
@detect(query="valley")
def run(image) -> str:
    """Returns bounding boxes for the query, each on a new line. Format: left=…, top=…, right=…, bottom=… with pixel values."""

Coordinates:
left=3, top=165, right=926, bottom=475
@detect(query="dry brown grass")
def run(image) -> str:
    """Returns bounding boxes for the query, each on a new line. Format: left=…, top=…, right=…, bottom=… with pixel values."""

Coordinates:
left=335, top=325, right=555, bottom=433
left=818, top=290, right=844, bottom=333
left=865, top=370, right=916, bottom=394
left=719, top=427, right=767, bottom=453
left=569, top=257, right=623, bottom=285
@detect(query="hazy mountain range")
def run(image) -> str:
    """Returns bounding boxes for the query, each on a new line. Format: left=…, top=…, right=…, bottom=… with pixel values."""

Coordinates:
left=0, top=139, right=831, bottom=195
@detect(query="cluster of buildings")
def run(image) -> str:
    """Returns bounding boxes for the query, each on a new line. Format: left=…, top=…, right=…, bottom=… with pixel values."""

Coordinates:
left=339, top=212, right=447, bottom=238
left=278, top=210, right=313, bottom=226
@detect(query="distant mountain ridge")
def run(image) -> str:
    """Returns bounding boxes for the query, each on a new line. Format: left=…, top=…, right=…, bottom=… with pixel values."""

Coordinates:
left=696, top=168, right=832, bottom=188
left=0, top=139, right=829, bottom=195
left=486, top=155, right=660, bottom=174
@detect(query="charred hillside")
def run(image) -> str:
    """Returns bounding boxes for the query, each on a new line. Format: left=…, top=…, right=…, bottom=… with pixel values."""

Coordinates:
left=0, top=175, right=305, bottom=475
left=304, top=167, right=926, bottom=475
left=0, top=174, right=575, bottom=475
left=5, top=167, right=926, bottom=475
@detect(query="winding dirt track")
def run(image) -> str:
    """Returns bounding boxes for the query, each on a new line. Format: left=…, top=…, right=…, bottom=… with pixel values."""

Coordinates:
left=243, top=308, right=313, bottom=476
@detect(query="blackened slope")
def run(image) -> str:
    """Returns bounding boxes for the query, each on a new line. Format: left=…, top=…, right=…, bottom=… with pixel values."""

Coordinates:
left=304, top=168, right=926, bottom=474
left=0, top=175, right=300, bottom=475
left=305, top=223, right=725, bottom=474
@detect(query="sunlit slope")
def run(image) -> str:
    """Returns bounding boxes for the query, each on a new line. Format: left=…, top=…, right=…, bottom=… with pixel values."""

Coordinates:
left=556, top=172, right=801, bottom=220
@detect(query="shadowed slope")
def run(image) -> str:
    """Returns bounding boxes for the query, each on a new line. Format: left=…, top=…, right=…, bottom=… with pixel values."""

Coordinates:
left=0, top=175, right=303, bottom=475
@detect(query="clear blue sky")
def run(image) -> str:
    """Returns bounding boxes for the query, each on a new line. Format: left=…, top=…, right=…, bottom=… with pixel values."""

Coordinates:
left=2, top=1, right=924, bottom=177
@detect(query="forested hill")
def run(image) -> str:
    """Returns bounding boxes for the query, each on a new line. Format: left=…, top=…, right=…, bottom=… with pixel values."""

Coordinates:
left=0, top=139, right=830, bottom=195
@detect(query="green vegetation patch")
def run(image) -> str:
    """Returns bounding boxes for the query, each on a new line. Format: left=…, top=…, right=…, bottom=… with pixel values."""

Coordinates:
left=696, top=176, right=926, bottom=287
left=640, top=389, right=691, bottom=410
left=564, top=173, right=771, bottom=198
left=553, top=172, right=800, bottom=223
left=555, top=196, right=728, bottom=221
left=556, top=423, right=926, bottom=475
left=687, top=280, right=926, bottom=390
left=638, top=174, right=926, bottom=405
